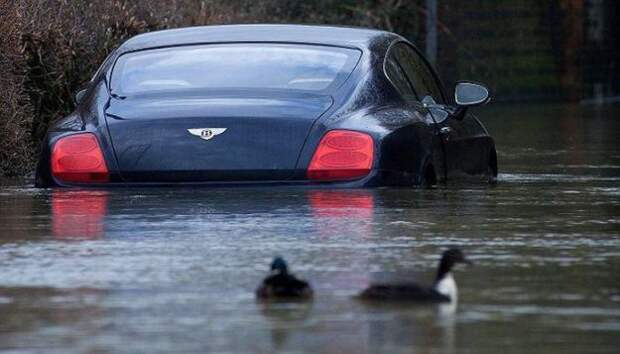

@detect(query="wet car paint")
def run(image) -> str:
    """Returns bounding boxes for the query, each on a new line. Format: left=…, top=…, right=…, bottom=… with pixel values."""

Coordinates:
left=35, top=25, right=495, bottom=187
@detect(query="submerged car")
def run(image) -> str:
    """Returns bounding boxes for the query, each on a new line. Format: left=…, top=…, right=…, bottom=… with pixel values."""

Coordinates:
left=36, top=24, right=496, bottom=188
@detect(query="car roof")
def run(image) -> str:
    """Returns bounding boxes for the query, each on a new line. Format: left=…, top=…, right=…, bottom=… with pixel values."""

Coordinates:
left=117, top=24, right=401, bottom=53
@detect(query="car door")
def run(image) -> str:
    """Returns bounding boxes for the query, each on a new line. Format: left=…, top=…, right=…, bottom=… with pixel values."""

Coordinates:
left=384, top=49, right=447, bottom=182
left=393, top=42, right=488, bottom=178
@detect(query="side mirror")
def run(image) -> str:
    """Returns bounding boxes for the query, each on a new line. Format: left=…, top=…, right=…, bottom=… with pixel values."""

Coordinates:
left=74, top=89, right=87, bottom=105
left=454, top=82, right=490, bottom=107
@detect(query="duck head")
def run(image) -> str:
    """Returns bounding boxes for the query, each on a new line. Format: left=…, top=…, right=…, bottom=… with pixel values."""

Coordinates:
left=270, top=257, right=289, bottom=275
left=433, top=248, right=472, bottom=301
left=436, top=248, right=472, bottom=281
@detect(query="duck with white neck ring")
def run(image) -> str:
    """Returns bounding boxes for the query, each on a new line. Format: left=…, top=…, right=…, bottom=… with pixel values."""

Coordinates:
left=358, top=248, right=472, bottom=303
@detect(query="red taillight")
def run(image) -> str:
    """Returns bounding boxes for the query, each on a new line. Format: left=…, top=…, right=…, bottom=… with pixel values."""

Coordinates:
left=51, top=133, right=109, bottom=183
left=307, top=130, right=374, bottom=181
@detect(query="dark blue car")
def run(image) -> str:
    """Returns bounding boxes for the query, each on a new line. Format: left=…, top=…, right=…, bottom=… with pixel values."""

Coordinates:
left=35, top=24, right=496, bottom=187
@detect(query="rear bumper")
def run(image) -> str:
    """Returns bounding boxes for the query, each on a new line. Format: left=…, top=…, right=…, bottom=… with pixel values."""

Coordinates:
left=36, top=168, right=422, bottom=188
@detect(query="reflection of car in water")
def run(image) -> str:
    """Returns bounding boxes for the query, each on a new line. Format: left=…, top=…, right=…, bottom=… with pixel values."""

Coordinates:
left=51, top=190, right=108, bottom=239
left=35, top=25, right=496, bottom=188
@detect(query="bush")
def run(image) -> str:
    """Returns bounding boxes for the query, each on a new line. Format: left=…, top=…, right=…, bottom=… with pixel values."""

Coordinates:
left=0, top=0, right=154, bottom=177
left=0, top=0, right=33, bottom=177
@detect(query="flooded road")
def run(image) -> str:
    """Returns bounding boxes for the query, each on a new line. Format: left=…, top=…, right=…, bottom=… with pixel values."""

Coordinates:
left=1, top=103, right=619, bottom=353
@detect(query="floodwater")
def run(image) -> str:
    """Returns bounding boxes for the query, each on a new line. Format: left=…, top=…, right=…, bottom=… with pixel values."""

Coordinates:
left=1, top=103, right=619, bottom=354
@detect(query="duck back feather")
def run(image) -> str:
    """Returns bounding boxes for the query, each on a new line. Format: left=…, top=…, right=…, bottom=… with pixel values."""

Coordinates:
left=358, top=283, right=451, bottom=302
left=256, top=273, right=313, bottom=299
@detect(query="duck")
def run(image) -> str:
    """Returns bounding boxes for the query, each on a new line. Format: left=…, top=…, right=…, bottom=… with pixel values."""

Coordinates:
left=256, top=257, right=313, bottom=299
left=358, top=248, right=472, bottom=303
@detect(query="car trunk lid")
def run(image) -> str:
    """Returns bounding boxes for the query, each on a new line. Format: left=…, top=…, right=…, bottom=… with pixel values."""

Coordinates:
left=104, top=94, right=332, bottom=182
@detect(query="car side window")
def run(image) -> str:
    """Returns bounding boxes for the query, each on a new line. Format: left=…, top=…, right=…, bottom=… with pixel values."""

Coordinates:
left=394, top=43, right=444, bottom=103
left=384, top=52, right=415, bottom=98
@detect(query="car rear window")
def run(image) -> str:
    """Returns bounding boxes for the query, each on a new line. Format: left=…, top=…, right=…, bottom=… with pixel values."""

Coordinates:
left=110, top=44, right=361, bottom=96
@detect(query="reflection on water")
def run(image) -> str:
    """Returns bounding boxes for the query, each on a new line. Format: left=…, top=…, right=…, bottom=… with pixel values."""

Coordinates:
left=308, top=190, right=374, bottom=218
left=0, top=103, right=619, bottom=353
left=309, top=190, right=374, bottom=240
left=52, top=191, right=108, bottom=239
left=258, top=300, right=315, bottom=351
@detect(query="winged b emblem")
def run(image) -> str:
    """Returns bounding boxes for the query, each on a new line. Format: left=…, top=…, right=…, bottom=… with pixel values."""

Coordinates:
left=187, top=128, right=227, bottom=141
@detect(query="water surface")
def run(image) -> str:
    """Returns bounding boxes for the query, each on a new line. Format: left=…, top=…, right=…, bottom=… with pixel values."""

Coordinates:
left=1, top=103, right=619, bottom=353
